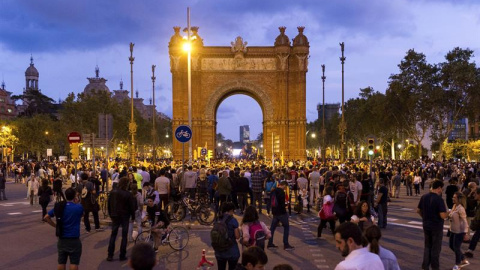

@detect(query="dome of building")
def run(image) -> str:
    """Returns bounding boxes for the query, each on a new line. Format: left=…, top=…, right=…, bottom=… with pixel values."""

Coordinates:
left=25, top=56, right=39, bottom=77
left=274, top=26, right=291, bottom=46
left=83, top=66, right=110, bottom=95
left=293, top=26, right=309, bottom=47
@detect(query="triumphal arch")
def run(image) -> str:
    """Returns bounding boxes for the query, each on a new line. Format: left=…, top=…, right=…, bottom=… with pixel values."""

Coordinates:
left=169, top=26, right=309, bottom=161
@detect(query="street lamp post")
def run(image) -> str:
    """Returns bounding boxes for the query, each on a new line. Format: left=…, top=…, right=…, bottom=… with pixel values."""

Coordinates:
left=129, top=42, right=137, bottom=164
left=339, top=42, right=346, bottom=162
left=321, top=64, right=326, bottom=164
left=151, top=65, right=157, bottom=163
left=186, top=7, right=193, bottom=164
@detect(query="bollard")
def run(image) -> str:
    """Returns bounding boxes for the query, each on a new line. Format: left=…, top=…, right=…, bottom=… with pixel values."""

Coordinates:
left=197, top=248, right=214, bottom=268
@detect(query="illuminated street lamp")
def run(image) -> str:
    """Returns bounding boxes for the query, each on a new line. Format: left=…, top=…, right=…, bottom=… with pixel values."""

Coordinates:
left=311, top=133, right=316, bottom=138
left=128, top=42, right=137, bottom=164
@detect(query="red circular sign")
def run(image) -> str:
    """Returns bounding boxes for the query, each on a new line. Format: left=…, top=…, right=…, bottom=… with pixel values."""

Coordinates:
left=68, top=132, right=82, bottom=143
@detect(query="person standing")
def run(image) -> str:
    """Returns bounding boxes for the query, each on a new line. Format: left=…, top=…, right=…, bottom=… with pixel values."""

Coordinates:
left=107, top=177, right=135, bottom=261
left=465, top=187, right=480, bottom=258
left=218, top=170, right=232, bottom=208
left=77, top=173, right=102, bottom=233
left=308, top=167, right=321, bottom=207
left=333, top=222, right=384, bottom=270
left=448, top=192, right=470, bottom=269
left=214, top=202, right=240, bottom=270
left=0, top=172, right=7, bottom=200
left=392, top=172, right=401, bottom=199
left=183, top=165, right=197, bottom=199
left=154, top=169, right=170, bottom=212
left=44, top=188, right=84, bottom=270
left=267, top=181, right=294, bottom=251
left=417, top=179, right=448, bottom=270
left=28, top=175, right=40, bottom=205
left=38, top=179, right=53, bottom=221
left=375, top=178, right=389, bottom=229
left=250, top=167, right=264, bottom=215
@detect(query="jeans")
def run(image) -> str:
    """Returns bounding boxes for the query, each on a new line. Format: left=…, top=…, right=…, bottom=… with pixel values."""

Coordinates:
left=406, top=184, right=413, bottom=196
left=422, top=229, right=443, bottom=270
left=252, top=192, right=263, bottom=213
left=84, top=209, right=100, bottom=232
left=392, top=185, right=400, bottom=198
left=108, top=215, right=130, bottom=258
left=449, top=232, right=466, bottom=265
left=317, top=219, right=335, bottom=237
left=468, top=229, right=480, bottom=251
left=414, top=184, right=420, bottom=195
left=128, top=210, right=143, bottom=241
left=268, top=213, right=290, bottom=246
left=0, top=188, right=6, bottom=200
left=264, top=197, right=271, bottom=215
left=377, top=203, right=388, bottom=228
left=237, top=192, right=248, bottom=212
left=216, top=257, right=238, bottom=270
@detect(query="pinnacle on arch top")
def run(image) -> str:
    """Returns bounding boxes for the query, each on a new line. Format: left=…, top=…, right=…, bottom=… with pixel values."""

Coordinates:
left=279, top=26, right=286, bottom=33
left=169, top=26, right=183, bottom=48
left=297, top=26, right=305, bottom=33
left=293, top=26, right=309, bottom=47
left=274, top=26, right=290, bottom=46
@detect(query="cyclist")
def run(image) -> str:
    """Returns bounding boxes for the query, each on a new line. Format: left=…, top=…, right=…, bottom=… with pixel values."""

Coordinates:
left=145, top=196, right=170, bottom=252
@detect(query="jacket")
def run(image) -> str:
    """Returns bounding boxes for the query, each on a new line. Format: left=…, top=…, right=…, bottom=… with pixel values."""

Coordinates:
left=271, top=187, right=287, bottom=216
left=108, top=189, right=135, bottom=219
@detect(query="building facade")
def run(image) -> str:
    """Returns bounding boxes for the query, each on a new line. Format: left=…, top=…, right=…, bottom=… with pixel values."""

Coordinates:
left=317, top=103, right=340, bottom=121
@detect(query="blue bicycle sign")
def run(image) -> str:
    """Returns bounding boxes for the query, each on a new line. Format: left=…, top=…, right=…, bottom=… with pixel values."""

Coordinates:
left=175, top=125, right=192, bottom=143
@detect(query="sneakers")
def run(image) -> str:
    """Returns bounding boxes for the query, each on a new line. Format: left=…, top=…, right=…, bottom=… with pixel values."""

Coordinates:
left=460, top=259, right=470, bottom=267
left=267, top=243, right=278, bottom=249
left=154, top=247, right=159, bottom=253
left=119, top=256, right=128, bottom=261
left=96, top=228, right=105, bottom=232
left=464, top=250, right=473, bottom=258
left=284, top=244, right=295, bottom=251
left=106, top=257, right=113, bottom=262
left=452, top=265, right=459, bottom=270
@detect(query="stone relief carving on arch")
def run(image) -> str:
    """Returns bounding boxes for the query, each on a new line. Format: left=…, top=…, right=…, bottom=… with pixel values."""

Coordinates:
left=204, top=80, right=274, bottom=122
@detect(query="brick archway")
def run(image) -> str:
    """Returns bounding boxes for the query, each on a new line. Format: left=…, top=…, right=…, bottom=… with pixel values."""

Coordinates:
left=169, top=26, right=309, bottom=160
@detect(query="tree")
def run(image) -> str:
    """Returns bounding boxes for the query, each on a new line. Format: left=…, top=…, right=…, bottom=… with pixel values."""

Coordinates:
left=11, top=89, right=56, bottom=117
left=429, top=48, right=478, bottom=158
left=386, top=49, right=437, bottom=158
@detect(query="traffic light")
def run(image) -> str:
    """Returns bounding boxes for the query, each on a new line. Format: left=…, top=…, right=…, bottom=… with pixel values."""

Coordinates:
left=367, top=138, right=375, bottom=156
left=207, top=150, right=213, bottom=160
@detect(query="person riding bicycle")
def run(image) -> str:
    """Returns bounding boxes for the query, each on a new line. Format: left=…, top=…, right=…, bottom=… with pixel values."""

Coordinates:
left=145, top=195, right=170, bottom=252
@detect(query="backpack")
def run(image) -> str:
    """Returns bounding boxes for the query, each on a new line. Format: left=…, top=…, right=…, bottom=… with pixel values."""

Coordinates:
left=248, top=221, right=266, bottom=249
left=210, top=215, right=234, bottom=252
left=270, top=190, right=278, bottom=208
left=319, top=201, right=335, bottom=220
left=53, top=201, right=67, bottom=237
left=265, top=181, right=276, bottom=194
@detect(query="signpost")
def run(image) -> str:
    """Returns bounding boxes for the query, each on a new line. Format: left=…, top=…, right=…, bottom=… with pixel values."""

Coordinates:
left=175, top=125, right=192, bottom=169
left=201, top=148, right=207, bottom=156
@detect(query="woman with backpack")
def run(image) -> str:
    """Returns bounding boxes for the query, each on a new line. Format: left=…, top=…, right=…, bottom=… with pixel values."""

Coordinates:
left=241, top=205, right=271, bottom=250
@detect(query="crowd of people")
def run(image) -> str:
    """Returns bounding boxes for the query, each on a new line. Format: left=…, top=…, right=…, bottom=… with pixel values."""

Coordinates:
left=3, top=156, right=480, bottom=269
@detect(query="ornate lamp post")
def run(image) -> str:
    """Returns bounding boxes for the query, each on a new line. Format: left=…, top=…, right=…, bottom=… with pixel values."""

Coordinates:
left=129, top=42, right=137, bottom=164
left=151, top=65, right=157, bottom=162
left=339, top=42, right=346, bottom=162
left=321, top=64, right=326, bottom=164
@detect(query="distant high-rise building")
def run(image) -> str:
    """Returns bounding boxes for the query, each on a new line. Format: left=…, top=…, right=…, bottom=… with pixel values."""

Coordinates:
left=240, top=125, right=250, bottom=143
left=317, top=103, right=340, bottom=121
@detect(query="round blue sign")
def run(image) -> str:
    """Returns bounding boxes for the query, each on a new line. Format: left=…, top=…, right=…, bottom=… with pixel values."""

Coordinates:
left=175, top=125, right=192, bottom=143
left=201, top=148, right=207, bottom=155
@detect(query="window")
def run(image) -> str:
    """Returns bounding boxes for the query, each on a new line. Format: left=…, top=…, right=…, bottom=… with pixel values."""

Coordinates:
left=7, top=109, right=12, bottom=113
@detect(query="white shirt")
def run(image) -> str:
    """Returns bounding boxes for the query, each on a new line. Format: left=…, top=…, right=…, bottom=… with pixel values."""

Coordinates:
left=155, top=176, right=170, bottom=195
left=349, top=180, right=363, bottom=202
left=335, top=247, right=384, bottom=270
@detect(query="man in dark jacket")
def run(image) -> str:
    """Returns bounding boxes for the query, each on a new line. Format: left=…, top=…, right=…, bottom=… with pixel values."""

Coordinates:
left=107, top=177, right=135, bottom=261
left=465, top=187, right=480, bottom=258
left=267, top=181, right=294, bottom=251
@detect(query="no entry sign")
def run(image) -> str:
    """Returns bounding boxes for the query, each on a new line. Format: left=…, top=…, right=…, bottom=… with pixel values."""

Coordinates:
left=68, top=132, right=82, bottom=144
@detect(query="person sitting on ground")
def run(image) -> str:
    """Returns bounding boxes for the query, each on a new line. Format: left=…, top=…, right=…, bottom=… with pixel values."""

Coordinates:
left=233, top=246, right=268, bottom=270
left=350, top=200, right=376, bottom=232
left=365, top=225, right=400, bottom=270
left=129, top=242, right=156, bottom=270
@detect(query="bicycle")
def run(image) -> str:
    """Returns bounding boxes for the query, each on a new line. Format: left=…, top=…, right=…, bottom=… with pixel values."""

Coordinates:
left=167, top=194, right=216, bottom=225
left=135, top=222, right=189, bottom=251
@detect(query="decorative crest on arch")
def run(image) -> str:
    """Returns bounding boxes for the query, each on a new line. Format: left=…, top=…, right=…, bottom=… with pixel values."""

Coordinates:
left=231, top=36, right=248, bottom=59
left=205, top=80, right=273, bottom=121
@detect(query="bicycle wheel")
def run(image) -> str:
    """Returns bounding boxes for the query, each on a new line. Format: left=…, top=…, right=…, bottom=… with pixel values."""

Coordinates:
left=172, top=204, right=187, bottom=222
left=196, top=205, right=216, bottom=225
left=135, top=231, right=154, bottom=247
left=168, top=226, right=189, bottom=250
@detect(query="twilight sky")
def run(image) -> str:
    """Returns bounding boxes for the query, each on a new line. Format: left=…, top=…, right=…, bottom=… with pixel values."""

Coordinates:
left=0, top=0, right=479, bottom=141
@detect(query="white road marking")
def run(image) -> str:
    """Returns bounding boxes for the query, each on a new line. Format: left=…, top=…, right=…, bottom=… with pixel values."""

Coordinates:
left=407, top=221, right=422, bottom=225
left=401, top=208, right=413, bottom=211
left=314, top=259, right=327, bottom=262
left=32, top=210, right=42, bottom=213
left=7, top=212, right=22, bottom=215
